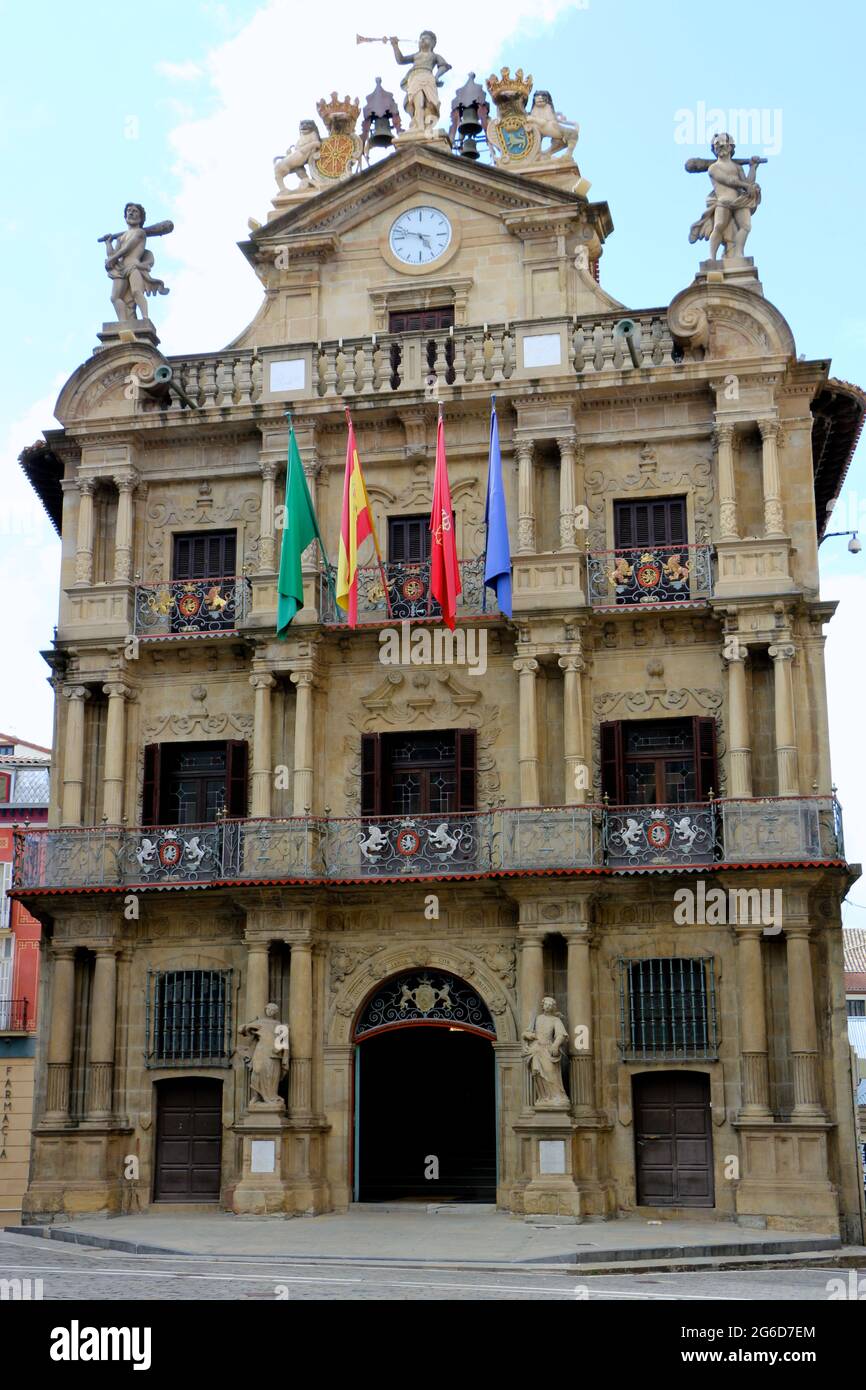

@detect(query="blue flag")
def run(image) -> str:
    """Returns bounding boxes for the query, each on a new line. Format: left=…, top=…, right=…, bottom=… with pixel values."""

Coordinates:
left=483, top=398, right=512, bottom=617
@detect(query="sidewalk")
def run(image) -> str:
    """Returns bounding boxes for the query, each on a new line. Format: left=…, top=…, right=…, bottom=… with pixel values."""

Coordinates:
left=7, top=1207, right=856, bottom=1271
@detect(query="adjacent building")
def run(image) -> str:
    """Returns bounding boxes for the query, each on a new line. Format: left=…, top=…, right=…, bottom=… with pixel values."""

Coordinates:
left=12, top=59, right=866, bottom=1237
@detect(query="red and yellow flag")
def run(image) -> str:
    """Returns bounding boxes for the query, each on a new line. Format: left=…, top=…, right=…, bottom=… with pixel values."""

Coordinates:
left=430, top=406, right=462, bottom=630
left=336, top=410, right=384, bottom=626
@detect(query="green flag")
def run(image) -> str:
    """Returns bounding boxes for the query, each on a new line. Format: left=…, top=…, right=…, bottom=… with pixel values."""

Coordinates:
left=276, top=421, right=330, bottom=636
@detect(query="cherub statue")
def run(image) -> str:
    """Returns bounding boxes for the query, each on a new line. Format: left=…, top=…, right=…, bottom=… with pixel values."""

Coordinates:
left=274, top=120, right=322, bottom=192
left=100, top=203, right=173, bottom=323
left=526, top=90, right=578, bottom=160
left=686, top=133, right=766, bottom=260
left=390, top=31, right=451, bottom=133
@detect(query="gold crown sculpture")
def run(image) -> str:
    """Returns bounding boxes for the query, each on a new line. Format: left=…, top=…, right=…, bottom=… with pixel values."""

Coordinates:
left=316, top=92, right=361, bottom=129
left=486, top=67, right=533, bottom=105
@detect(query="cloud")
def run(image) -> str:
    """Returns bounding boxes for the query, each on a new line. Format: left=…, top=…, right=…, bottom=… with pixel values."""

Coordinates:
left=156, top=60, right=205, bottom=82
left=156, top=0, right=583, bottom=354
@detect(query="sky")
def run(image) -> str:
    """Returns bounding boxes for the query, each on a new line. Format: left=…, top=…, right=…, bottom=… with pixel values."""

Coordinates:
left=2, top=0, right=865, bottom=910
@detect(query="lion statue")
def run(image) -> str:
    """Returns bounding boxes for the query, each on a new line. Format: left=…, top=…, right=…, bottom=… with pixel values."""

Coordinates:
left=274, top=120, right=322, bottom=192
left=527, top=91, right=578, bottom=160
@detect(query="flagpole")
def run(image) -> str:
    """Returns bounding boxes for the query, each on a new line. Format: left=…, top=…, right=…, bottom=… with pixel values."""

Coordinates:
left=345, top=407, right=393, bottom=619
left=285, top=409, right=337, bottom=609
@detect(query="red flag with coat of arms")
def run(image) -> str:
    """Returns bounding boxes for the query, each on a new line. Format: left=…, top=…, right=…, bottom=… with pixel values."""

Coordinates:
left=429, top=406, right=462, bottom=629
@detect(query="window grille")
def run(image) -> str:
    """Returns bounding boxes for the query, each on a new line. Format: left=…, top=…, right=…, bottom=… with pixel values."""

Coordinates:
left=619, top=957, right=717, bottom=1060
left=146, top=969, right=233, bottom=1067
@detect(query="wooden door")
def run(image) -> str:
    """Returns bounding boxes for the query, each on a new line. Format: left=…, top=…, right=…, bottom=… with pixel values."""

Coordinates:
left=153, top=1078, right=222, bottom=1202
left=633, top=1071, right=714, bottom=1207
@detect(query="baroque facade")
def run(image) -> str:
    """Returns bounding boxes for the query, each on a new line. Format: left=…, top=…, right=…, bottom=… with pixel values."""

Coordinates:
left=13, top=56, right=866, bottom=1237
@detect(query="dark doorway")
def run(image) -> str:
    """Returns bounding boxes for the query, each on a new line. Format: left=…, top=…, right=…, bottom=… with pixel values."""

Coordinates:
left=633, top=1071, right=714, bottom=1207
left=356, top=1027, right=496, bottom=1202
left=153, top=1077, right=222, bottom=1202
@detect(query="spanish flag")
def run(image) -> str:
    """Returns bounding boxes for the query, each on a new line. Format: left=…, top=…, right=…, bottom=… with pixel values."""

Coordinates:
left=336, top=410, right=385, bottom=626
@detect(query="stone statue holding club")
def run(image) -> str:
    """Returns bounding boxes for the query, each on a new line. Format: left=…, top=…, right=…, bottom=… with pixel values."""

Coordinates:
left=99, top=202, right=174, bottom=322
left=686, top=134, right=766, bottom=261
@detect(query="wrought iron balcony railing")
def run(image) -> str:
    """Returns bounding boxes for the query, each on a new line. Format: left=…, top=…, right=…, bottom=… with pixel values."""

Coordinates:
left=319, top=556, right=490, bottom=625
left=586, top=543, right=713, bottom=607
left=0, top=998, right=31, bottom=1032
left=133, top=576, right=252, bottom=637
left=12, top=797, right=844, bottom=891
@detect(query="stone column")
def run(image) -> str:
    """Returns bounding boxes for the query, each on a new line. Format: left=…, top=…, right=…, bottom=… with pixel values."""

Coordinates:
left=734, top=927, right=771, bottom=1116
left=558, top=654, right=586, bottom=804
left=44, top=947, right=77, bottom=1123
left=74, top=477, right=96, bottom=586
left=87, top=948, right=118, bottom=1120
left=290, top=671, right=315, bottom=815
left=725, top=645, right=752, bottom=797
left=259, top=460, right=277, bottom=573
left=557, top=434, right=577, bottom=552
left=102, top=683, right=132, bottom=824
left=245, top=941, right=270, bottom=1020
left=768, top=643, right=799, bottom=795
left=758, top=419, right=785, bottom=538
left=785, top=926, right=823, bottom=1115
left=567, top=932, right=595, bottom=1111
left=289, top=941, right=313, bottom=1115
left=302, top=458, right=322, bottom=573
left=714, top=423, right=739, bottom=539
left=61, top=686, right=90, bottom=825
left=112, top=472, right=137, bottom=583
left=513, top=657, right=540, bottom=806
left=250, top=673, right=276, bottom=818
left=515, top=440, right=536, bottom=554
left=518, top=935, right=544, bottom=1109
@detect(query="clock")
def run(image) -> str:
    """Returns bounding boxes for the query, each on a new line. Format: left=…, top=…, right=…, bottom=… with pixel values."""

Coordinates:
left=388, top=206, right=452, bottom=266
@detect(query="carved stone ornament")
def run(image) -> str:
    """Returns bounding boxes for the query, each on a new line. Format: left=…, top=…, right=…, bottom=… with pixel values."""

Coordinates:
left=485, top=68, right=578, bottom=167
left=523, top=997, right=570, bottom=1109
left=237, top=1003, right=288, bottom=1110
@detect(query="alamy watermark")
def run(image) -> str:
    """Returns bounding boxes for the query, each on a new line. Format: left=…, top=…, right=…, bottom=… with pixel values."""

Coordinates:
left=379, top=619, right=486, bottom=676
left=674, top=102, right=782, bottom=157
left=674, top=879, right=782, bottom=932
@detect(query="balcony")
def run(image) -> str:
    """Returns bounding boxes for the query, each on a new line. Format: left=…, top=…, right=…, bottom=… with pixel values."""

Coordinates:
left=133, top=576, right=252, bottom=638
left=319, top=556, right=492, bottom=625
left=0, top=999, right=31, bottom=1033
left=12, top=797, right=844, bottom=891
left=586, top=543, right=714, bottom=609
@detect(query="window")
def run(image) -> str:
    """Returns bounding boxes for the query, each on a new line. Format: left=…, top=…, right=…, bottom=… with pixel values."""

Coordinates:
left=601, top=717, right=717, bottom=806
left=385, top=513, right=458, bottom=619
left=142, top=741, right=248, bottom=826
left=0, top=935, right=14, bottom=1028
left=172, top=530, right=237, bottom=581
left=620, top=957, right=717, bottom=1060
left=388, top=307, right=455, bottom=334
left=847, top=999, right=866, bottom=1018
left=614, top=497, right=687, bottom=550
left=389, top=514, right=431, bottom=565
left=0, top=772, right=10, bottom=804
left=361, top=730, right=476, bottom=817
left=146, top=969, right=233, bottom=1066
left=0, top=861, right=11, bottom=930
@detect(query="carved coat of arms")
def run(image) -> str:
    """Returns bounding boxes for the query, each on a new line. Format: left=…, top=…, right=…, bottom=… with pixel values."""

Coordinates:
left=311, top=93, right=363, bottom=186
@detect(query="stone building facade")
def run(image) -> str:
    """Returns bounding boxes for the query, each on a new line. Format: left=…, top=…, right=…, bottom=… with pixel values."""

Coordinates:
left=13, top=72, right=866, bottom=1237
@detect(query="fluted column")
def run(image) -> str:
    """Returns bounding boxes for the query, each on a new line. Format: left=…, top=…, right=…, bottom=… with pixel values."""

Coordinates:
left=102, top=683, right=133, bottom=824
left=735, top=927, right=771, bottom=1116
left=725, top=645, right=752, bottom=797
left=557, top=434, right=577, bottom=552
left=112, top=472, right=137, bottom=583
left=290, top=671, right=315, bottom=815
left=288, top=941, right=313, bottom=1115
left=758, top=419, right=785, bottom=538
left=513, top=657, right=540, bottom=806
left=515, top=440, right=536, bottom=554
left=45, top=947, right=77, bottom=1123
left=567, top=932, right=595, bottom=1112
left=558, top=654, right=586, bottom=804
left=61, top=686, right=90, bottom=825
left=714, top=423, right=739, bottom=539
left=302, top=458, right=322, bottom=573
left=785, top=926, right=823, bottom=1115
left=87, top=948, right=118, bottom=1119
left=245, top=941, right=270, bottom=1020
left=250, top=673, right=276, bottom=818
left=768, top=643, right=799, bottom=795
left=74, top=477, right=96, bottom=586
left=259, top=460, right=277, bottom=573
left=518, top=935, right=544, bottom=1109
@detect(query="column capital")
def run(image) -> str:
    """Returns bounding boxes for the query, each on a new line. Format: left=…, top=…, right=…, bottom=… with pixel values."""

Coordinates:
left=513, top=656, right=539, bottom=675
left=249, top=671, right=277, bottom=691
left=260, top=459, right=278, bottom=481
left=102, top=681, right=136, bottom=701
left=555, top=431, right=577, bottom=454
left=290, top=669, right=316, bottom=690
left=757, top=416, right=782, bottom=442
left=77, top=475, right=97, bottom=496
left=112, top=469, right=139, bottom=492
left=557, top=653, right=585, bottom=674
left=514, top=438, right=534, bottom=463
left=768, top=642, right=796, bottom=663
left=732, top=923, right=765, bottom=941
left=724, top=644, right=749, bottom=665
left=51, top=944, right=79, bottom=961
left=784, top=924, right=813, bottom=941
left=713, top=422, right=736, bottom=447
left=63, top=684, right=90, bottom=703
left=243, top=937, right=272, bottom=953
left=93, top=944, right=120, bottom=959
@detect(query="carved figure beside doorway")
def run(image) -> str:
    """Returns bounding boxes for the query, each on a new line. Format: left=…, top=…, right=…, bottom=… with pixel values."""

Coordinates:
left=239, top=1002, right=289, bottom=1110
left=523, top=997, right=570, bottom=1108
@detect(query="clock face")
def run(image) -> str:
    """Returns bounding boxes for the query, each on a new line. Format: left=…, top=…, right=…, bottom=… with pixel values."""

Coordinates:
left=389, top=206, right=452, bottom=265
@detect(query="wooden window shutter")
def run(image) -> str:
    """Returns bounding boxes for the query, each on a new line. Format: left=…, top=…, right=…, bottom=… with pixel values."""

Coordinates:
left=693, top=717, right=718, bottom=801
left=455, top=729, right=477, bottom=812
left=142, top=744, right=161, bottom=827
left=225, top=740, right=249, bottom=818
left=600, top=721, right=624, bottom=804
left=360, top=733, right=382, bottom=816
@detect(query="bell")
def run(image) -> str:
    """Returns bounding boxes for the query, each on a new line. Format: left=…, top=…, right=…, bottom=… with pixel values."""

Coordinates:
left=368, top=115, right=393, bottom=148
left=458, top=103, right=482, bottom=137
left=460, top=136, right=480, bottom=161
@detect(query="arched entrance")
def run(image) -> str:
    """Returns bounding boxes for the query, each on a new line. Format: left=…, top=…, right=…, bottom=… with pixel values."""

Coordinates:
left=353, top=970, right=497, bottom=1203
